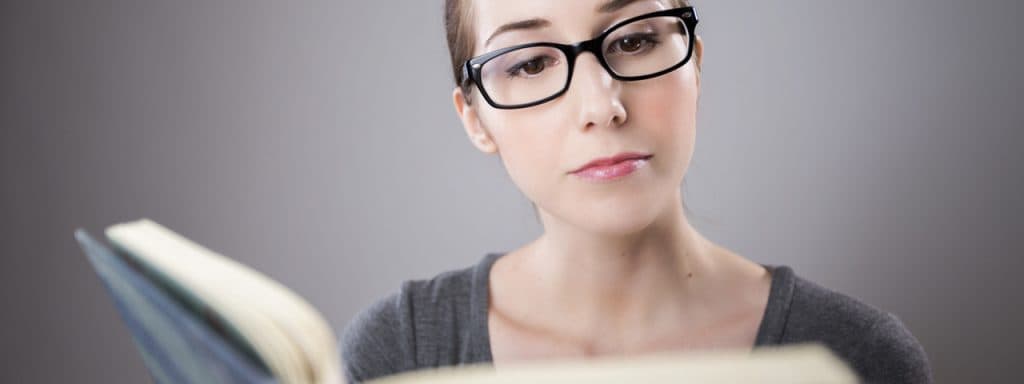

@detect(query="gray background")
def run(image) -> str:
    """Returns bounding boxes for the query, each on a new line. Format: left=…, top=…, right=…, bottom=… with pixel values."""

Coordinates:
left=2, top=0, right=1021, bottom=382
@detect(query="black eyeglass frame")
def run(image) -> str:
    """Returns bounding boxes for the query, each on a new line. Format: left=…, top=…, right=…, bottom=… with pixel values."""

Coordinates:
left=461, top=7, right=699, bottom=110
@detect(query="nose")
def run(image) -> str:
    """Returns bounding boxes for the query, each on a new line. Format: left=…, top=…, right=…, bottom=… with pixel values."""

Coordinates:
left=569, top=53, right=627, bottom=131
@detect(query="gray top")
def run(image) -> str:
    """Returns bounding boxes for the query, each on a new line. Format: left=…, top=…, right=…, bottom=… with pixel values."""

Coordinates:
left=341, top=253, right=932, bottom=383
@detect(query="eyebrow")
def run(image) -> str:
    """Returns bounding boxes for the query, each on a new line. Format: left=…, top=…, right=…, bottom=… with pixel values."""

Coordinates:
left=596, top=0, right=644, bottom=13
left=484, top=18, right=551, bottom=48
left=483, top=0, right=645, bottom=48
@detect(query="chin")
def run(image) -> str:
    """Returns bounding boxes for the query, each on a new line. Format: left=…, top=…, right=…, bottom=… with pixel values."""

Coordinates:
left=565, top=198, right=664, bottom=237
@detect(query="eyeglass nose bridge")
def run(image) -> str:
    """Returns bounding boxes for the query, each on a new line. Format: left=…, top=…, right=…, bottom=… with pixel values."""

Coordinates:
left=562, top=35, right=621, bottom=86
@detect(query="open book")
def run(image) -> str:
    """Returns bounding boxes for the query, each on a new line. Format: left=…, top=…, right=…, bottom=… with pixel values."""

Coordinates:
left=76, top=219, right=860, bottom=384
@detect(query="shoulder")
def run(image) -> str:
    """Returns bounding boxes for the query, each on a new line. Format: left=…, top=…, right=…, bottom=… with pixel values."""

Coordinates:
left=340, top=261, right=483, bottom=382
left=779, top=270, right=933, bottom=383
left=340, top=286, right=413, bottom=383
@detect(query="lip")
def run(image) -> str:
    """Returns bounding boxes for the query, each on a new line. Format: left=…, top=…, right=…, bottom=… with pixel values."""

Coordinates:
left=569, top=152, right=653, bottom=182
left=573, top=152, right=651, bottom=174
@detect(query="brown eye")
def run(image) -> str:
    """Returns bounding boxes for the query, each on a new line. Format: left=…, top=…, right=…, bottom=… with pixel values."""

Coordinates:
left=607, top=33, right=659, bottom=56
left=521, top=58, right=545, bottom=75
left=507, top=55, right=557, bottom=78
left=617, top=37, right=644, bottom=53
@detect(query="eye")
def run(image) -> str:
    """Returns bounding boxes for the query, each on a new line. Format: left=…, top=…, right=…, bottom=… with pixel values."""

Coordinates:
left=507, top=55, right=558, bottom=78
left=607, top=33, right=659, bottom=55
left=520, top=58, right=546, bottom=75
left=617, top=37, right=645, bottom=53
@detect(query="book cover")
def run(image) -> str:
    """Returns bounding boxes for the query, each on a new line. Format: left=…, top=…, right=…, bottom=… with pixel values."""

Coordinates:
left=76, top=229, right=275, bottom=384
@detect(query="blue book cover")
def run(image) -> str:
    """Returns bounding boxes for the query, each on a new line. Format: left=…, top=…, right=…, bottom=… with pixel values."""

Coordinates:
left=75, top=229, right=276, bottom=384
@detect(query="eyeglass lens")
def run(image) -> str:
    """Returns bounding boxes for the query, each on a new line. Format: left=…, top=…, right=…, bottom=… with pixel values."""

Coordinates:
left=478, top=15, right=691, bottom=107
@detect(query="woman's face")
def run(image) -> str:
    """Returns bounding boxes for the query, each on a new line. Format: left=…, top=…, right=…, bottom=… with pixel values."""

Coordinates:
left=454, top=0, right=703, bottom=235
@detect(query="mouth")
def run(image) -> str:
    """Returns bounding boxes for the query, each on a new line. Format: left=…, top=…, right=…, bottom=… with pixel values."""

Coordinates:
left=569, top=152, right=653, bottom=182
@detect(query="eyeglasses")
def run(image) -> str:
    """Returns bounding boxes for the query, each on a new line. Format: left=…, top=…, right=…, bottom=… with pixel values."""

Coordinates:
left=461, top=7, right=699, bottom=110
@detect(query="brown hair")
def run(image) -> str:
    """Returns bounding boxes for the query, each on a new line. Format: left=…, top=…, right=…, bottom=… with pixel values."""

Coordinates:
left=444, top=0, right=693, bottom=95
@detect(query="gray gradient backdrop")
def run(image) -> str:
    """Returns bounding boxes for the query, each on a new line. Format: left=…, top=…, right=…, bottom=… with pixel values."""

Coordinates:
left=2, top=1, right=1021, bottom=382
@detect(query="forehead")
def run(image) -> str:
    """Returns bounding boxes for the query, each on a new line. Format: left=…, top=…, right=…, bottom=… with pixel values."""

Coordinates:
left=473, top=0, right=669, bottom=47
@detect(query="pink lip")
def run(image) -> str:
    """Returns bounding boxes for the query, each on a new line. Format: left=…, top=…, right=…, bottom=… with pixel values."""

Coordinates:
left=570, top=152, right=653, bottom=181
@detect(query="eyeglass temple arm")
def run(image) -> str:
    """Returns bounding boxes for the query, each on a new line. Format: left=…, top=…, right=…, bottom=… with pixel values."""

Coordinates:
left=460, top=64, right=472, bottom=89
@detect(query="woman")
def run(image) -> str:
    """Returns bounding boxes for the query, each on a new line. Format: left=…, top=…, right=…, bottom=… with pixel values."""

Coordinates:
left=342, top=1, right=931, bottom=383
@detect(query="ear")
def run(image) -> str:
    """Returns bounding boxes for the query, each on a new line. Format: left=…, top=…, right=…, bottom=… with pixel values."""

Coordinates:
left=453, top=87, right=498, bottom=154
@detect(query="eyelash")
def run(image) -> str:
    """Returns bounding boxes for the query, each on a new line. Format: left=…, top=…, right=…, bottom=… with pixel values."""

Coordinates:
left=505, top=56, right=559, bottom=79
left=607, top=33, right=661, bottom=55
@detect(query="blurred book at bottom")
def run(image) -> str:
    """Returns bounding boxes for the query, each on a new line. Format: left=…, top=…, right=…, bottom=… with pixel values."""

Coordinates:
left=76, top=218, right=859, bottom=384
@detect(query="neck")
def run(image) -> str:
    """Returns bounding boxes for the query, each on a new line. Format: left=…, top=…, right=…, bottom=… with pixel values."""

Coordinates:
left=524, top=193, right=720, bottom=336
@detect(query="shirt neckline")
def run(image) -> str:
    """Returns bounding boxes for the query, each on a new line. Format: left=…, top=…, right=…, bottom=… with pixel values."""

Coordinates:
left=468, top=252, right=795, bottom=363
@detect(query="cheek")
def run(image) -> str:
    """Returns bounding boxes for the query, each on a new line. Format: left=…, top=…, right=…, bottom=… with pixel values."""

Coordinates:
left=484, top=109, right=567, bottom=201
left=630, top=67, right=699, bottom=181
